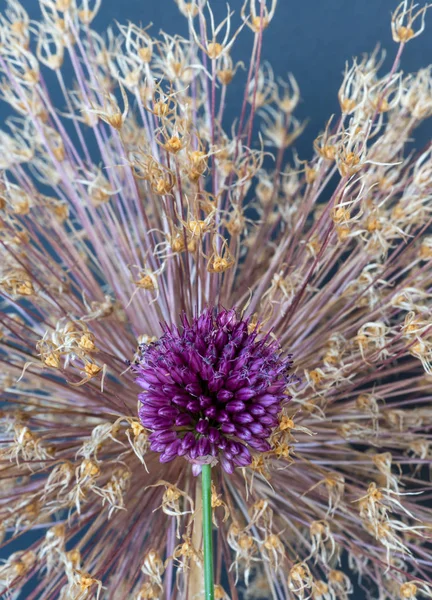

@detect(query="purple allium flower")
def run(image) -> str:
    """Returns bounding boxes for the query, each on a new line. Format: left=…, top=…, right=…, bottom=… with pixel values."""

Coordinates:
left=134, top=308, right=293, bottom=474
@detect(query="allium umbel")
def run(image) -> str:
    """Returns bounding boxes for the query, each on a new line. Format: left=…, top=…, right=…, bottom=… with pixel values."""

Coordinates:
left=0, top=0, right=432, bottom=598
left=135, top=309, right=293, bottom=473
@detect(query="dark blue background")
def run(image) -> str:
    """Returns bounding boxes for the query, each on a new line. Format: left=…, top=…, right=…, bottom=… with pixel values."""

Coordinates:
left=1, top=0, right=431, bottom=153
left=0, top=0, right=431, bottom=598
left=86, top=0, right=432, bottom=153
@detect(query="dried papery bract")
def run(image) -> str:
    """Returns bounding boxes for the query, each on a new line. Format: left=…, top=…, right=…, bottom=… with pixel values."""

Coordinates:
left=248, top=62, right=277, bottom=108
left=36, top=25, right=65, bottom=70
left=391, top=0, right=430, bottom=43
left=288, top=562, right=314, bottom=599
left=174, top=0, right=201, bottom=19
left=76, top=0, right=103, bottom=25
left=0, top=0, right=31, bottom=49
left=88, top=84, right=129, bottom=130
left=241, top=0, right=278, bottom=33
left=188, top=2, right=243, bottom=60
left=216, top=53, right=244, bottom=86
left=227, top=523, right=259, bottom=586
left=338, top=61, right=368, bottom=115
left=1, top=0, right=432, bottom=598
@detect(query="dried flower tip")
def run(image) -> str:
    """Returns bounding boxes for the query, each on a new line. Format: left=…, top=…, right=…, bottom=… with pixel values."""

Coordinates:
left=288, top=562, right=313, bottom=597
left=241, top=0, right=278, bottom=33
left=400, top=582, right=418, bottom=599
left=77, top=0, right=102, bottom=24
left=338, top=61, right=367, bottom=114
left=216, top=54, right=243, bottom=86
left=89, top=83, right=129, bottom=130
left=174, top=0, right=199, bottom=18
left=141, top=549, right=165, bottom=588
left=391, top=1, right=430, bottom=43
left=214, top=584, right=230, bottom=599
left=189, top=3, right=241, bottom=60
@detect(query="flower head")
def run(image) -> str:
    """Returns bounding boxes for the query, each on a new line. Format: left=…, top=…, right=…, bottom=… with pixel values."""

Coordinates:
left=135, top=308, right=293, bottom=473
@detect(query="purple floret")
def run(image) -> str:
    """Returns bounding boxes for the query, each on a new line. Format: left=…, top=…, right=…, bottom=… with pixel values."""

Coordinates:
left=134, top=308, right=293, bottom=474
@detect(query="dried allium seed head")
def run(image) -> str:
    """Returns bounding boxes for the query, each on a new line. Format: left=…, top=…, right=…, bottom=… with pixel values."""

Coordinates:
left=1, top=0, right=432, bottom=598
left=391, top=0, right=430, bottom=43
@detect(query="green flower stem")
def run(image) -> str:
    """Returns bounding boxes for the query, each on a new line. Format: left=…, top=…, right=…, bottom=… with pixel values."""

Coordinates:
left=201, top=463, right=214, bottom=600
